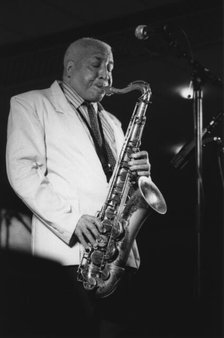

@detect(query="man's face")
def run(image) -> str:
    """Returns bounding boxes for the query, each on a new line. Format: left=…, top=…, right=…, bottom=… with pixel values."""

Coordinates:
left=67, top=44, right=114, bottom=102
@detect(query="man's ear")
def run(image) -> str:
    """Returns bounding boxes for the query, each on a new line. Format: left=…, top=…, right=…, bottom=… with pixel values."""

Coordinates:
left=66, top=60, right=74, bottom=78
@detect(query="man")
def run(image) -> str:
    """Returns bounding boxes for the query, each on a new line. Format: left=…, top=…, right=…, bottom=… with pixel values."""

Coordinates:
left=6, top=37, right=151, bottom=337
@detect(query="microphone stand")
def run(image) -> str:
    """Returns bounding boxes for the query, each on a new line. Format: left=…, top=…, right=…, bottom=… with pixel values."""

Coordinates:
left=192, top=68, right=203, bottom=298
left=161, top=25, right=223, bottom=297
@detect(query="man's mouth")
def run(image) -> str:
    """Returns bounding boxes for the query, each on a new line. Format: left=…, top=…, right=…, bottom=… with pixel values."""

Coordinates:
left=95, top=81, right=108, bottom=88
left=94, top=84, right=108, bottom=93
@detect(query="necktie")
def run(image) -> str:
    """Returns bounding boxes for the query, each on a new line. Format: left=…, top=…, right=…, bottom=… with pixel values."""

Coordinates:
left=85, top=102, right=103, bottom=148
left=85, top=102, right=116, bottom=180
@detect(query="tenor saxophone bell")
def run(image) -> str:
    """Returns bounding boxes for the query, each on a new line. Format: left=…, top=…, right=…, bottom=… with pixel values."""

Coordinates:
left=138, top=176, right=167, bottom=214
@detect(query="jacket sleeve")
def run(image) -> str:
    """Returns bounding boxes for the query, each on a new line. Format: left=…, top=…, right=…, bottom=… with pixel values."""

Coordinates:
left=6, top=95, right=82, bottom=246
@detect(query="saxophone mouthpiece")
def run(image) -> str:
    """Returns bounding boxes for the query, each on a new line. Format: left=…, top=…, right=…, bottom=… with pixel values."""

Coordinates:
left=103, top=86, right=114, bottom=96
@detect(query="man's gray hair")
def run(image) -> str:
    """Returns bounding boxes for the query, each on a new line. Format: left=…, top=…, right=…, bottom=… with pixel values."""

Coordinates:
left=63, top=37, right=112, bottom=68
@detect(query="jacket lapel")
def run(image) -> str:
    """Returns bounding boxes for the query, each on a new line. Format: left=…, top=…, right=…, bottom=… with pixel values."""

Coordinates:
left=47, top=80, right=75, bottom=114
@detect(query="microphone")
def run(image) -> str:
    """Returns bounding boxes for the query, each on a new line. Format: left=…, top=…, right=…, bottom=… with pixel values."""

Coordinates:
left=135, top=24, right=166, bottom=40
left=135, top=25, right=150, bottom=40
left=135, top=25, right=154, bottom=40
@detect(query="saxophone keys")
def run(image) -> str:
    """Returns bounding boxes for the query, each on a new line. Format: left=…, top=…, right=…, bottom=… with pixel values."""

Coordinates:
left=105, top=240, right=119, bottom=262
left=83, top=278, right=97, bottom=290
left=96, top=234, right=108, bottom=247
left=111, top=221, right=125, bottom=240
left=90, top=250, right=104, bottom=266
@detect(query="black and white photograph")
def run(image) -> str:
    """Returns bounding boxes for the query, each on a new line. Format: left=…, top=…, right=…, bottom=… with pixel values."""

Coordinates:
left=0, top=1, right=223, bottom=337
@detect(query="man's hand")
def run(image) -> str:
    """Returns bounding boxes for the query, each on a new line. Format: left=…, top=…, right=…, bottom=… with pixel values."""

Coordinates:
left=128, top=150, right=151, bottom=177
left=74, top=215, right=102, bottom=248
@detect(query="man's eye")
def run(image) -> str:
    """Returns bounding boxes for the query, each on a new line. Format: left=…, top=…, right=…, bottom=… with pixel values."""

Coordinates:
left=91, top=62, right=100, bottom=68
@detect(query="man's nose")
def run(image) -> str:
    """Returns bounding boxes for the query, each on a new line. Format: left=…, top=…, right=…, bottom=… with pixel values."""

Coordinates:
left=98, top=65, right=109, bottom=79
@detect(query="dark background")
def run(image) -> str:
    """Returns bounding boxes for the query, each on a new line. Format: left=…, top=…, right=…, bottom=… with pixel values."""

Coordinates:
left=0, top=0, right=223, bottom=337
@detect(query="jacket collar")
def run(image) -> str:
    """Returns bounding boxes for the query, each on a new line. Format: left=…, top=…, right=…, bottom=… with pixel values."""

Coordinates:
left=47, top=80, right=73, bottom=114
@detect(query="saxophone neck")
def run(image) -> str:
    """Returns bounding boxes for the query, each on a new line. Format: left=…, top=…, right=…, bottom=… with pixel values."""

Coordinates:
left=104, top=81, right=152, bottom=103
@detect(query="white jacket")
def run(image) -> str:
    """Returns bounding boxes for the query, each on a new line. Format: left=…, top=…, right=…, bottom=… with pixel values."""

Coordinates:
left=6, top=81, right=140, bottom=268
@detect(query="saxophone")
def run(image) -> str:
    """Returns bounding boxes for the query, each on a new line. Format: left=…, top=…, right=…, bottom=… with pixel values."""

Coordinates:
left=77, top=81, right=167, bottom=298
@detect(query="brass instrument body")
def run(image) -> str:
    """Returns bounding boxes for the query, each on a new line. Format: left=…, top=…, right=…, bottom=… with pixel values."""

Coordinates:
left=77, top=81, right=167, bottom=298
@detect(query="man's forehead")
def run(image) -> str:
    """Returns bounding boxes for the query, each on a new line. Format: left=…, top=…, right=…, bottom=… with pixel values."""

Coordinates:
left=83, top=44, right=113, bottom=61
